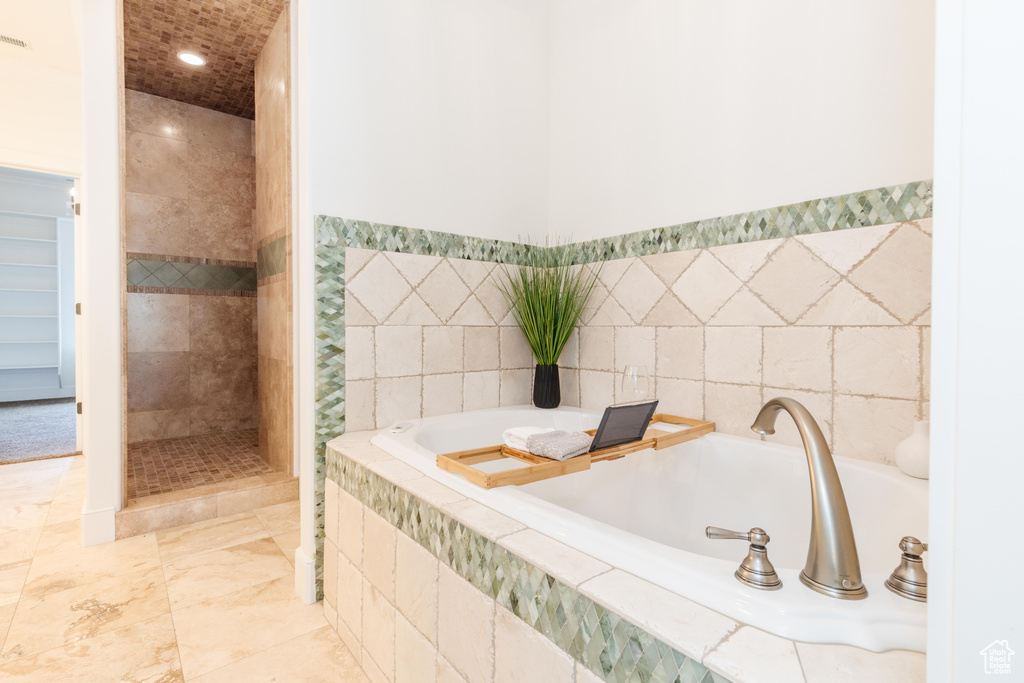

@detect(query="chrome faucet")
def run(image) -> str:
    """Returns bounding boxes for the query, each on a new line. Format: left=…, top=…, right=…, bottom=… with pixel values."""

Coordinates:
left=751, top=397, right=867, bottom=600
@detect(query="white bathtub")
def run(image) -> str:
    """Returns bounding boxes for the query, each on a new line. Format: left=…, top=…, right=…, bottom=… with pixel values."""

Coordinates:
left=370, top=405, right=928, bottom=652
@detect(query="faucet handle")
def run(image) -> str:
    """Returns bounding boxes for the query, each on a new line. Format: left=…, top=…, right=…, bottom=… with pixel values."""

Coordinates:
left=706, top=526, right=781, bottom=590
left=886, top=536, right=928, bottom=602
left=898, top=536, right=928, bottom=556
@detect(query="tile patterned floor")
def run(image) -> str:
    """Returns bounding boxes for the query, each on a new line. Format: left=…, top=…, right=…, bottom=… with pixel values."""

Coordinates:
left=127, top=429, right=271, bottom=500
left=0, top=456, right=368, bottom=682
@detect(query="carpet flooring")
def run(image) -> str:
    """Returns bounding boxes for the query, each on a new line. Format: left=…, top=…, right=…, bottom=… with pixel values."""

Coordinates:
left=0, top=398, right=78, bottom=465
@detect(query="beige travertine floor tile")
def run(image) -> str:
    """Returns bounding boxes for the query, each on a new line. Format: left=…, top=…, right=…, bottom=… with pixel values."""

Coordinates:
left=172, top=575, right=325, bottom=679
left=0, top=562, right=30, bottom=607
left=0, top=613, right=182, bottom=682
left=252, top=499, right=300, bottom=532
left=192, top=625, right=368, bottom=682
left=2, top=566, right=169, bottom=661
left=33, top=519, right=81, bottom=557
left=0, top=498, right=49, bottom=535
left=21, top=533, right=160, bottom=598
left=0, top=527, right=42, bottom=566
left=163, top=537, right=292, bottom=610
left=156, top=511, right=269, bottom=564
left=0, top=603, right=14, bottom=650
left=271, top=527, right=300, bottom=565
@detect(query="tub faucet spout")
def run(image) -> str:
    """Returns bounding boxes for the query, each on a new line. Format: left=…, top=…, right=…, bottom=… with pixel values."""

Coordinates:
left=751, top=397, right=867, bottom=600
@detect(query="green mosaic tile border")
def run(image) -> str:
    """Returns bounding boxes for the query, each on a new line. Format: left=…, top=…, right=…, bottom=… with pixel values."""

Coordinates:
left=257, top=236, right=288, bottom=280
left=312, top=180, right=933, bottom=598
left=327, top=446, right=732, bottom=683
left=127, top=258, right=257, bottom=292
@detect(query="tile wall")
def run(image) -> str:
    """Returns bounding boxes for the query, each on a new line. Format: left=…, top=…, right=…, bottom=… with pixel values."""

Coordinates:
left=343, top=249, right=576, bottom=431
left=124, top=90, right=258, bottom=444
left=254, top=11, right=294, bottom=474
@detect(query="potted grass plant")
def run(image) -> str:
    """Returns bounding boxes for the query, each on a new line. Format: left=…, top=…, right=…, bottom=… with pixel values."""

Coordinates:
left=496, top=242, right=601, bottom=409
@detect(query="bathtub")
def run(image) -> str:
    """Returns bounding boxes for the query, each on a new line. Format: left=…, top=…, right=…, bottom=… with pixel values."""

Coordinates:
left=370, top=405, right=928, bottom=652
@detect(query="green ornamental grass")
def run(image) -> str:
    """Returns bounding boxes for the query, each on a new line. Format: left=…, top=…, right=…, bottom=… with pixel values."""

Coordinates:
left=495, top=242, right=602, bottom=366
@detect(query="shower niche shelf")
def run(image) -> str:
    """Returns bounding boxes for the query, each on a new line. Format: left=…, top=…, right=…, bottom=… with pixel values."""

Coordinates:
left=436, top=413, right=715, bottom=489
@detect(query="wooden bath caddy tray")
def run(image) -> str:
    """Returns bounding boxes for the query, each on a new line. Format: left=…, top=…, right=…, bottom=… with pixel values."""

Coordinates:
left=436, top=414, right=715, bottom=489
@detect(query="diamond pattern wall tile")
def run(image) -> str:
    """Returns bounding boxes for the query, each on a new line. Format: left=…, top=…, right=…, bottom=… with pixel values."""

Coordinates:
left=670, top=253, right=742, bottom=323
left=418, top=260, right=471, bottom=322
left=346, top=255, right=412, bottom=322
left=746, top=242, right=840, bottom=323
left=609, top=261, right=666, bottom=324
left=847, top=225, right=932, bottom=323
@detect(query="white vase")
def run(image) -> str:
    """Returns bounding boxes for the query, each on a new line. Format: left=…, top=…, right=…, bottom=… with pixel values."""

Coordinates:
left=895, top=420, right=930, bottom=479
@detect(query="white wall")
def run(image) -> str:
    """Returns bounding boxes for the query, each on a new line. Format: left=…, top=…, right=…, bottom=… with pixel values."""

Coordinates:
left=930, top=0, right=1024, bottom=680
left=307, top=0, right=550, bottom=242
left=547, top=0, right=936, bottom=240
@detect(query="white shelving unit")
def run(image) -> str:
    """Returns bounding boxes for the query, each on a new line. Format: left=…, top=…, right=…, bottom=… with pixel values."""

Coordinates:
left=0, top=210, right=74, bottom=401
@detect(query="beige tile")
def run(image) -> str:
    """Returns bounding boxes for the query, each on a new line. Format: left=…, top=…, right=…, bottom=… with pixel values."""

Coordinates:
left=363, top=510, right=396, bottom=603
left=559, top=329, right=579, bottom=368
left=0, top=498, right=48, bottom=535
left=578, top=370, right=614, bottom=410
left=438, top=565, right=494, bottom=683
left=402, top=477, right=464, bottom=509
left=704, top=382, right=763, bottom=438
left=499, top=369, right=533, bottom=406
left=613, top=326, right=655, bottom=377
left=639, top=250, right=699, bottom=286
left=795, top=223, right=896, bottom=274
left=348, top=257, right=413, bottom=323
left=163, top=537, right=292, bottom=610
left=366, top=459, right=422, bottom=485
left=656, top=379, right=703, bottom=418
left=346, top=293, right=379, bottom=326
left=587, top=294, right=633, bottom=326
left=748, top=241, right=840, bottom=323
left=126, top=89, right=187, bottom=140
left=188, top=144, right=254, bottom=206
left=465, top=327, right=499, bottom=371
left=33, top=520, right=81, bottom=557
left=641, top=291, right=702, bottom=326
left=126, top=131, right=188, bottom=198
left=2, top=566, right=169, bottom=661
left=0, top=528, right=41, bottom=566
left=217, top=479, right=297, bottom=517
left=271, top=528, right=299, bottom=565
left=188, top=199, right=254, bottom=262
left=386, top=294, right=442, bottom=325
left=579, top=570, right=737, bottom=662
left=0, top=613, right=182, bottom=682
left=323, top=481, right=341, bottom=546
left=0, top=603, right=14, bottom=652
left=419, top=261, right=471, bottom=322
left=797, top=280, right=899, bottom=326
left=500, top=327, right=534, bottom=369
left=922, top=327, right=931, bottom=400
left=475, top=277, right=511, bottom=324
left=337, top=550, right=363, bottom=643
left=423, top=374, right=464, bottom=417
left=834, top=327, right=921, bottom=399
left=362, top=580, right=396, bottom=681
left=190, top=294, right=256, bottom=355
left=704, top=326, right=762, bottom=385
left=22, top=533, right=160, bottom=598
left=463, top=371, right=499, bottom=411
left=848, top=225, right=932, bottom=323
left=797, top=642, right=925, bottom=683
left=345, top=327, right=374, bottom=381
left=450, top=295, right=497, bottom=326
left=192, top=625, right=366, bottom=682
left=437, top=656, right=468, bottom=683
left=173, top=575, right=325, bottom=679
left=337, top=489, right=364, bottom=567
left=395, top=532, right=438, bottom=645
left=324, top=538, right=339, bottom=608
left=671, top=251, right=743, bottom=323
left=708, top=238, right=783, bottom=281
left=375, top=326, right=422, bottom=378
left=423, top=327, right=463, bottom=374
left=498, top=530, right=610, bottom=588
left=579, top=327, right=614, bottom=371
left=127, top=351, right=190, bottom=412
left=396, top=613, right=437, bottom=683
left=442, top=499, right=525, bottom=540
left=155, top=512, right=268, bottom=564
left=257, top=280, right=290, bottom=362
left=494, top=606, right=573, bottom=683
left=449, top=257, right=494, bottom=290
left=704, top=627, right=804, bottom=683
left=125, top=192, right=189, bottom=255
left=126, top=409, right=188, bottom=444
left=376, top=377, right=422, bottom=428
left=188, top=104, right=253, bottom=155
left=253, top=499, right=300, bottom=534
left=762, top=326, right=832, bottom=392
left=655, top=327, right=702, bottom=380
left=609, top=260, right=665, bottom=324
left=384, top=251, right=440, bottom=287
left=707, top=288, right=787, bottom=326
left=559, top=368, right=580, bottom=407
left=114, top=496, right=218, bottom=539
left=595, top=259, right=631, bottom=290
left=0, top=563, right=29, bottom=608
left=346, top=379, right=376, bottom=432
left=833, top=394, right=917, bottom=464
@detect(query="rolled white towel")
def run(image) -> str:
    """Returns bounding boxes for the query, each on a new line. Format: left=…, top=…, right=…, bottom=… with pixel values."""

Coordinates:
left=503, top=426, right=555, bottom=452
left=525, top=430, right=593, bottom=461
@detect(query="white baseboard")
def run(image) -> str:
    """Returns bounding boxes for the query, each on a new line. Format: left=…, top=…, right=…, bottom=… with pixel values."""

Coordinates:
left=294, top=546, right=317, bottom=604
left=80, top=506, right=115, bottom=546
left=0, top=386, right=76, bottom=403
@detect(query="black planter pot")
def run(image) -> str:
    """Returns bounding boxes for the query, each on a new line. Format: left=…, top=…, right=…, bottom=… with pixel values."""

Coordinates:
left=533, top=364, right=560, bottom=409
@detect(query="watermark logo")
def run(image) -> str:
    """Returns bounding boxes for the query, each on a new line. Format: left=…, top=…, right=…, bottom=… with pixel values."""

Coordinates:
left=981, top=640, right=1015, bottom=675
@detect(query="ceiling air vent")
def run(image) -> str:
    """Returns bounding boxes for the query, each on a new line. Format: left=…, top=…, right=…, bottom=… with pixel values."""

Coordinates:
left=0, top=34, right=29, bottom=49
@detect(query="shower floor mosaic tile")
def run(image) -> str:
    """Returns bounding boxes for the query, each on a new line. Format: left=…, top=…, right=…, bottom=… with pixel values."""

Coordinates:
left=127, top=429, right=271, bottom=499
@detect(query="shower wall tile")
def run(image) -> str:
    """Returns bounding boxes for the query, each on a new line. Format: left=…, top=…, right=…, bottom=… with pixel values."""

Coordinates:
left=188, top=200, right=254, bottom=263
left=125, top=131, right=189, bottom=198
left=187, top=105, right=254, bottom=156
left=188, top=145, right=255, bottom=207
left=127, top=408, right=191, bottom=443
left=127, top=293, right=189, bottom=353
left=127, top=351, right=191, bottom=412
left=189, top=296, right=256, bottom=354
left=125, top=90, right=187, bottom=141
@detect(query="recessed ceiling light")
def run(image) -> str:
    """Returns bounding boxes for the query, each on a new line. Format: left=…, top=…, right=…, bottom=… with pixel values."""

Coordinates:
left=177, top=51, right=206, bottom=66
